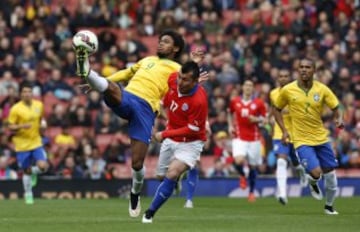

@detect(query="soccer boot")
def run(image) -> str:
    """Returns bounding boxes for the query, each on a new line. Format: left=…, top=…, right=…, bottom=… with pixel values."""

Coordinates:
left=31, top=173, right=38, bottom=187
left=309, top=182, right=323, bottom=200
left=239, top=176, right=247, bottom=190
left=142, top=209, right=154, bottom=223
left=129, top=192, right=141, bottom=217
left=324, top=205, right=339, bottom=215
left=277, top=197, right=288, bottom=206
left=74, top=46, right=90, bottom=78
left=184, top=200, right=194, bottom=208
left=248, top=192, right=256, bottom=202
left=25, top=193, right=34, bottom=205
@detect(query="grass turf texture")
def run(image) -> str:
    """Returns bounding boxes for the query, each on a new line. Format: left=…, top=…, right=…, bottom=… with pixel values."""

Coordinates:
left=1, top=197, right=359, bottom=232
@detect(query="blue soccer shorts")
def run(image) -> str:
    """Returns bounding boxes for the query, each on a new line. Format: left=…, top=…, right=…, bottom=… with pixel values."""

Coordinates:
left=16, top=146, right=47, bottom=169
left=296, top=142, right=338, bottom=172
left=106, top=89, right=156, bottom=144
left=273, top=140, right=299, bottom=165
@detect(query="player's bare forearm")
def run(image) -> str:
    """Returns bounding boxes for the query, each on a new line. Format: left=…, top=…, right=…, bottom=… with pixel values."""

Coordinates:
left=332, top=106, right=344, bottom=128
left=273, top=108, right=288, bottom=139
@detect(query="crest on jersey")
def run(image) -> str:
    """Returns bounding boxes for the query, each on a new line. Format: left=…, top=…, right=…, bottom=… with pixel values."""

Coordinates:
left=250, top=103, right=256, bottom=110
left=182, top=103, right=189, bottom=111
left=313, top=93, right=320, bottom=102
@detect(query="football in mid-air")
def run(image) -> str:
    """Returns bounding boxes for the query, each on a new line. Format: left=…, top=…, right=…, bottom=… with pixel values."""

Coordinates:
left=72, top=30, right=98, bottom=55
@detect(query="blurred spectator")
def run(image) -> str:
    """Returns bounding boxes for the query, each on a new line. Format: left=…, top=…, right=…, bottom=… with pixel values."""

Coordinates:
left=0, top=71, right=19, bottom=96
left=43, top=68, right=74, bottom=100
left=47, top=104, right=69, bottom=127
left=58, top=155, right=85, bottom=179
left=69, top=105, right=93, bottom=127
left=86, top=146, right=106, bottom=179
left=0, top=156, right=18, bottom=180
left=95, top=108, right=121, bottom=134
left=206, top=159, right=230, bottom=178
left=54, top=124, right=76, bottom=150
left=0, top=54, right=20, bottom=77
left=103, top=138, right=129, bottom=164
left=0, top=85, right=18, bottom=120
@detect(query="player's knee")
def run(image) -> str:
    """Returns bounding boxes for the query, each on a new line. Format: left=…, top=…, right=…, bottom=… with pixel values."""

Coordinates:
left=309, top=168, right=322, bottom=179
left=131, top=161, right=144, bottom=171
left=104, top=82, right=122, bottom=106
left=38, top=161, right=48, bottom=172
left=165, top=169, right=180, bottom=181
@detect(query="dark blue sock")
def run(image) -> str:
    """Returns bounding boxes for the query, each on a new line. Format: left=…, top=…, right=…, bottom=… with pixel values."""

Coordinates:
left=149, top=177, right=177, bottom=212
left=233, top=163, right=245, bottom=176
left=186, top=168, right=198, bottom=201
left=248, top=169, right=257, bottom=193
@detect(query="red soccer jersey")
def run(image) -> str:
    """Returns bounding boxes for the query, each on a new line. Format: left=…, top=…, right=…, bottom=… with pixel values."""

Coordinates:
left=162, top=73, right=208, bottom=142
left=229, top=96, right=266, bottom=141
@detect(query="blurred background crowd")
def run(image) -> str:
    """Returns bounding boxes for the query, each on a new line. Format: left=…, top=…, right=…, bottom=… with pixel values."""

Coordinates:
left=0, top=0, right=359, bottom=180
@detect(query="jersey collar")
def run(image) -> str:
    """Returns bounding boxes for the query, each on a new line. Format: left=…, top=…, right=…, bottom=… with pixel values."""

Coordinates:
left=177, top=84, right=199, bottom=97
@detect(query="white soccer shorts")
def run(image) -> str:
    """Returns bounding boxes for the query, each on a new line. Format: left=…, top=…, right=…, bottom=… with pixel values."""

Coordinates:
left=156, top=138, right=204, bottom=176
left=232, top=138, right=262, bottom=166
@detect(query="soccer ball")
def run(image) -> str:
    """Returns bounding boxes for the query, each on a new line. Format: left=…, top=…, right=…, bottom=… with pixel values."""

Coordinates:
left=72, top=30, right=98, bottom=55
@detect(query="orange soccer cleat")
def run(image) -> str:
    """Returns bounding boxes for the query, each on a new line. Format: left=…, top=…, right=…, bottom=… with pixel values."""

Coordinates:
left=248, top=192, right=256, bottom=202
left=239, top=176, right=247, bottom=190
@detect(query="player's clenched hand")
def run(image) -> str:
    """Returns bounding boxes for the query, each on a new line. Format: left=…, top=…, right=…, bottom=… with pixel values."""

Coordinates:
left=78, top=83, right=92, bottom=94
left=190, top=47, right=205, bottom=64
left=335, top=117, right=344, bottom=129
left=198, top=70, right=209, bottom=84
left=154, top=132, right=164, bottom=142
left=281, top=130, right=290, bottom=145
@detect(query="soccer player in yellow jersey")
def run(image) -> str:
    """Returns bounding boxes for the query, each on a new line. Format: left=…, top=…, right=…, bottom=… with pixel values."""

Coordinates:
left=273, top=58, right=344, bottom=215
left=270, top=68, right=307, bottom=205
left=74, top=30, right=186, bottom=217
left=7, top=81, right=48, bottom=204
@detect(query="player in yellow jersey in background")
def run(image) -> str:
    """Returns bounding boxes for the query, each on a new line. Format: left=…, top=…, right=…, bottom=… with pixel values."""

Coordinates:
left=270, top=68, right=307, bottom=205
left=73, top=30, right=202, bottom=218
left=273, top=58, right=344, bottom=215
left=7, top=81, right=48, bottom=204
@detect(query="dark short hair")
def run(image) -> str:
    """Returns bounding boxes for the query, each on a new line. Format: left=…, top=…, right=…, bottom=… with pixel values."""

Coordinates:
left=19, top=81, right=33, bottom=92
left=181, top=61, right=200, bottom=80
left=159, top=30, right=185, bottom=59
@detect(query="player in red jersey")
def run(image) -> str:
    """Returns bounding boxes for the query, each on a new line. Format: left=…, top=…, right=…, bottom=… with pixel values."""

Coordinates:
left=228, top=79, right=267, bottom=202
left=142, top=61, right=208, bottom=223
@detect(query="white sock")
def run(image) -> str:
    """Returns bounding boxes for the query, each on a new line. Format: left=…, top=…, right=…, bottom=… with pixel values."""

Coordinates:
left=87, top=70, right=109, bottom=92
left=294, top=164, right=306, bottom=179
left=324, top=170, right=338, bottom=206
left=22, top=174, right=32, bottom=195
left=276, top=158, right=287, bottom=198
left=31, top=166, right=41, bottom=175
left=131, top=168, right=144, bottom=194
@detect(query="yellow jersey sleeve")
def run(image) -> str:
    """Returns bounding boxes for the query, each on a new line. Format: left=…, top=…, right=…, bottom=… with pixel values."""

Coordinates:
left=106, top=62, right=140, bottom=82
left=323, top=84, right=339, bottom=109
left=8, top=100, right=43, bottom=151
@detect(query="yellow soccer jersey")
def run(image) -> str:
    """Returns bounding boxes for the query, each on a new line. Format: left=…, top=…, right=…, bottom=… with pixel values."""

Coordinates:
left=274, top=80, right=339, bottom=148
left=270, top=87, right=292, bottom=140
left=107, top=56, right=181, bottom=113
left=8, top=100, right=44, bottom=152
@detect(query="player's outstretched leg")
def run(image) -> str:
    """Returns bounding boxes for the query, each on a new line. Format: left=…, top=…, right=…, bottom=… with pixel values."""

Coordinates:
left=323, top=170, right=339, bottom=215
left=129, top=167, right=145, bottom=217
left=142, top=177, right=177, bottom=223
left=23, top=174, right=34, bottom=205
left=233, top=162, right=247, bottom=189
left=184, top=167, right=198, bottom=208
left=248, top=168, right=257, bottom=202
left=276, top=158, right=288, bottom=205
left=295, top=164, right=308, bottom=188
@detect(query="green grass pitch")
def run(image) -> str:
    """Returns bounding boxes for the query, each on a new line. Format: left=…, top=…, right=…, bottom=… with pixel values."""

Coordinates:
left=1, top=197, right=359, bottom=232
